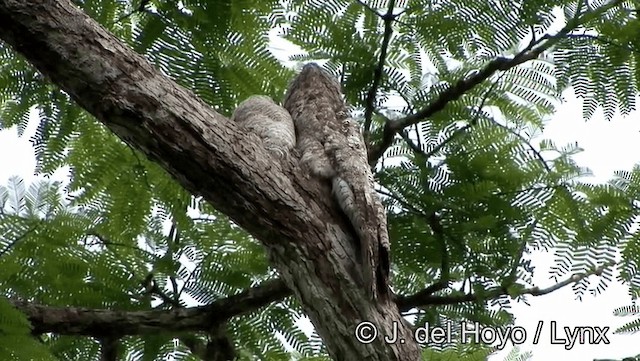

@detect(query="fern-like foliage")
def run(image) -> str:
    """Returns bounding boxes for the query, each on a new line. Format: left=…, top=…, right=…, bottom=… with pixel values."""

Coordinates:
left=278, top=0, right=640, bottom=350
left=2, top=0, right=640, bottom=360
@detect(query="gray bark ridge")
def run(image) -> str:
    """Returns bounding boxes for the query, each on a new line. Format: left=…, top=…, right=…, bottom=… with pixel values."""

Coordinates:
left=0, top=1, right=420, bottom=360
left=284, top=63, right=390, bottom=299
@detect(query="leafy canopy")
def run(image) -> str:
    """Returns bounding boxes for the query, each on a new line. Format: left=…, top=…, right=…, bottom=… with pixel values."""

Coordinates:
left=1, top=0, right=640, bottom=360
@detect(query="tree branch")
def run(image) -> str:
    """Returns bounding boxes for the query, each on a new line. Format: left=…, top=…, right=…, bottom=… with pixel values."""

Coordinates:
left=361, top=0, right=396, bottom=140
left=488, top=117, right=552, bottom=172
left=396, top=263, right=611, bottom=311
left=0, top=1, right=420, bottom=359
left=180, top=325, right=236, bottom=361
left=11, top=279, right=289, bottom=337
left=0, top=220, right=41, bottom=258
left=354, top=0, right=381, bottom=17
left=13, top=260, right=610, bottom=338
left=99, top=336, right=119, bottom=361
left=367, top=0, right=624, bottom=164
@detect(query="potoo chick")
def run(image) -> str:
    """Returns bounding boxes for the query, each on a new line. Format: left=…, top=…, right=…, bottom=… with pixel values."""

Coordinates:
left=231, top=95, right=296, bottom=159
left=283, top=63, right=390, bottom=299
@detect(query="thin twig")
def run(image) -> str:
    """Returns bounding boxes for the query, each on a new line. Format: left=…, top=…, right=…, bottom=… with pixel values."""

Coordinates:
left=368, top=0, right=623, bottom=164
left=420, top=71, right=506, bottom=161
left=566, top=33, right=638, bottom=54
left=354, top=0, right=382, bottom=17
left=110, top=0, right=150, bottom=25
left=362, top=0, right=397, bottom=141
left=0, top=221, right=41, bottom=258
left=397, top=262, right=611, bottom=310
left=488, top=118, right=552, bottom=172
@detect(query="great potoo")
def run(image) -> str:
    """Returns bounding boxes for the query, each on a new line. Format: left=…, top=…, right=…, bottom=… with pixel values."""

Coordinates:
left=231, top=95, right=296, bottom=159
left=283, top=63, right=390, bottom=299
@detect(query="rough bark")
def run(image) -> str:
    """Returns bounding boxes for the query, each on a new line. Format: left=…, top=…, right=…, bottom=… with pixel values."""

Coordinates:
left=0, top=1, right=420, bottom=360
left=10, top=279, right=290, bottom=336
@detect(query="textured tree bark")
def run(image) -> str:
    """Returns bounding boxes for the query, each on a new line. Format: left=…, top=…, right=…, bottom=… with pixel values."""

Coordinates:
left=0, top=1, right=420, bottom=360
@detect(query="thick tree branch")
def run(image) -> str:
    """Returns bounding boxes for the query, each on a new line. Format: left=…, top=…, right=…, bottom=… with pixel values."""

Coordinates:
left=0, top=1, right=418, bottom=359
left=14, top=261, right=610, bottom=336
left=11, top=279, right=289, bottom=336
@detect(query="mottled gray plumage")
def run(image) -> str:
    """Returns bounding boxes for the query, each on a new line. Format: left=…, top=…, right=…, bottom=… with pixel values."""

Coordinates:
left=231, top=95, right=296, bottom=159
left=284, top=63, right=390, bottom=299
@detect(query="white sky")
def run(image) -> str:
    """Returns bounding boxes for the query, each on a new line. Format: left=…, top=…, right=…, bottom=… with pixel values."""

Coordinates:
left=486, top=93, right=640, bottom=361
left=2, top=31, right=640, bottom=361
